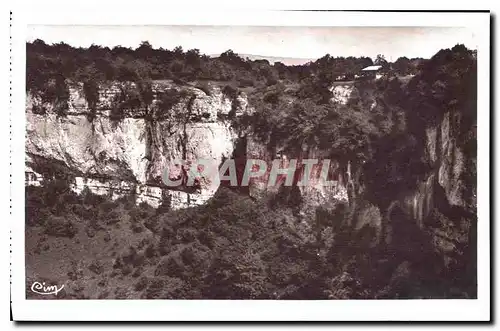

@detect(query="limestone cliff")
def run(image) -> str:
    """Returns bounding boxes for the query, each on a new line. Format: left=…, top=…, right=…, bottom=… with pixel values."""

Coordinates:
left=26, top=80, right=353, bottom=211
left=25, top=79, right=474, bottom=226
left=399, top=109, right=475, bottom=227
left=26, top=81, right=249, bottom=209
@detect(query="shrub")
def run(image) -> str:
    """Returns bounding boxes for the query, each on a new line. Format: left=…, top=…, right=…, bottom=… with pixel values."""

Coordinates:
left=143, top=216, right=161, bottom=234
left=266, top=76, right=279, bottom=86
left=83, top=80, right=100, bottom=121
left=26, top=207, right=51, bottom=227
left=110, top=85, right=141, bottom=122
left=85, top=226, right=96, bottom=238
left=109, top=103, right=126, bottom=123
left=39, top=179, right=73, bottom=206
left=114, top=195, right=137, bottom=210
left=32, top=77, right=70, bottom=117
left=44, top=215, right=78, bottom=238
left=144, top=244, right=158, bottom=258
left=177, top=228, right=198, bottom=243
left=136, top=202, right=156, bottom=218
left=99, top=200, right=119, bottom=214
left=130, top=222, right=145, bottom=233
left=324, top=271, right=364, bottom=299
left=238, top=79, right=255, bottom=88
left=31, top=104, right=46, bottom=115
left=137, top=80, right=154, bottom=109
left=141, top=277, right=187, bottom=299
left=59, top=191, right=81, bottom=205
left=172, top=77, right=188, bottom=85
left=121, top=265, right=132, bottom=276
left=54, top=89, right=70, bottom=118
left=83, top=80, right=100, bottom=108
left=132, top=266, right=144, bottom=278
left=155, top=244, right=212, bottom=281
left=88, top=260, right=104, bottom=275
left=81, top=187, right=106, bottom=206
left=134, top=276, right=150, bottom=291
left=263, top=90, right=281, bottom=104
left=222, top=85, right=239, bottom=100
left=26, top=187, right=51, bottom=226
left=156, top=88, right=188, bottom=117
left=195, top=81, right=211, bottom=96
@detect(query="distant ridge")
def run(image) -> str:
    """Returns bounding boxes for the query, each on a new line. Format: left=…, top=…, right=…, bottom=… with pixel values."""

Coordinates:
left=209, top=53, right=315, bottom=66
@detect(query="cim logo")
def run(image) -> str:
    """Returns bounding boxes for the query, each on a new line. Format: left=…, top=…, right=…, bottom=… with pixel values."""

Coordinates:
left=30, top=281, right=65, bottom=296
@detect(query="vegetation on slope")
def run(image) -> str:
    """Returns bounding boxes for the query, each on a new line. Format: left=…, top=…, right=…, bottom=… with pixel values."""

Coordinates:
left=26, top=40, right=425, bottom=115
left=25, top=43, right=477, bottom=299
left=26, top=180, right=472, bottom=299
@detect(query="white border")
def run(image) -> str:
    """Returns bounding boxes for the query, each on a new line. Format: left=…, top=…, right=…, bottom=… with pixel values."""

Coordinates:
left=10, top=8, right=490, bottom=321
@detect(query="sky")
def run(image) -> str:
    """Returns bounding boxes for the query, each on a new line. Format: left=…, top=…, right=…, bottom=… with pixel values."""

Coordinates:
left=27, top=25, right=477, bottom=63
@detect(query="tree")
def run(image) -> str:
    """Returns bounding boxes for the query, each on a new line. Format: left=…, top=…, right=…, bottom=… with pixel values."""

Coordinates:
left=220, top=50, right=244, bottom=66
left=393, top=57, right=411, bottom=76
left=185, top=49, right=201, bottom=67
left=173, top=46, right=184, bottom=58
left=136, top=41, right=154, bottom=59
left=136, top=79, right=154, bottom=117
left=373, top=54, right=390, bottom=74
left=374, top=54, right=388, bottom=66
left=83, top=79, right=100, bottom=122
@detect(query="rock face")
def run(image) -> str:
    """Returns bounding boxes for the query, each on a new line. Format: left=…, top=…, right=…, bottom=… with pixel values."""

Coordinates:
left=26, top=81, right=353, bottom=210
left=26, top=82, right=249, bottom=209
left=436, top=111, right=471, bottom=208
left=399, top=109, right=474, bottom=227
left=26, top=80, right=474, bottom=222
left=246, top=136, right=349, bottom=207
left=329, top=84, right=355, bottom=105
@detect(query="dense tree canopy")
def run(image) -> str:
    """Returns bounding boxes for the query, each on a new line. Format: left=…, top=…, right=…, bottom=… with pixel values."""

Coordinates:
left=26, top=39, right=425, bottom=95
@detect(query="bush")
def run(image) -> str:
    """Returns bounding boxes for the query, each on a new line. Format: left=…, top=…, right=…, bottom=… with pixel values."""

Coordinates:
left=195, top=81, right=211, bottom=95
left=263, top=90, right=281, bottom=104
left=81, top=187, right=106, bottom=206
left=143, top=216, right=161, bottom=234
left=83, top=80, right=100, bottom=121
left=141, top=277, right=187, bottom=299
left=154, top=244, right=212, bottom=280
left=109, top=103, right=126, bottom=123
left=129, top=202, right=155, bottom=222
left=222, top=85, right=239, bottom=100
left=88, top=260, right=104, bottom=275
left=110, top=85, right=141, bottom=122
left=31, top=77, right=70, bottom=117
left=172, top=77, right=188, bottom=86
left=44, top=215, right=78, bottom=238
left=26, top=187, right=51, bottom=226
left=31, top=104, right=47, bottom=115
left=134, top=276, right=150, bottom=291
left=99, top=200, right=119, bottom=214
left=238, top=79, right=255, bottom=88
left=130, top=222, right=145, bottom=233
left=266, top=76, right=279, bottom=86
left=114, top=195, right=137, bottom=209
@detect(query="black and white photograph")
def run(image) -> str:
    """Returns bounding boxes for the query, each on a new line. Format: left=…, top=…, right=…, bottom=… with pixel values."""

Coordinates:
left=9, top=8, right=490, bottom=322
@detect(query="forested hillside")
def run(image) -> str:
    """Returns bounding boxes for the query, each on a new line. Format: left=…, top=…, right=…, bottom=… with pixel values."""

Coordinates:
left=26, top=39, right=423, bottom=97
left=26, top=41, right=477, bottom=299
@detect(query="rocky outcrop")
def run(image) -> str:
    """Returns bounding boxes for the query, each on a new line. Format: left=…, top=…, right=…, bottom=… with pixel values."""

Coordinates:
left=26, top=81, right=355, bottom=210
left=246, top=137, right=349, bottom=209
left=26, top=82, right=249, bottom=209
left=399, top=109, right=474, bottom=226
left=329, top=84, right=354, bottom=105
left=26, top=80, right=474, bottom=221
